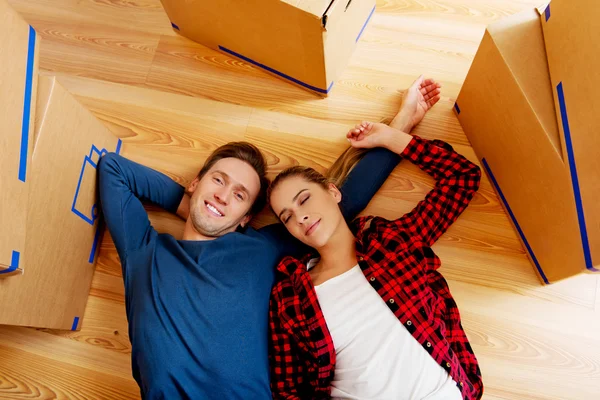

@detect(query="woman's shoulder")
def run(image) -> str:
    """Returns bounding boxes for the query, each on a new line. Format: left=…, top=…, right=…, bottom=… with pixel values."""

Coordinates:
left=350, top=215, right=388, bottom=234
left=276, top=255, right=303, bottom=275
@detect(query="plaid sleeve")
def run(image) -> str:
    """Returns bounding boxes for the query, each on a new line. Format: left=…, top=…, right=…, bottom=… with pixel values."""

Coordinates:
left=268, top=281, right=306, bottom=400
left=390, top=136, right=481, bottom=247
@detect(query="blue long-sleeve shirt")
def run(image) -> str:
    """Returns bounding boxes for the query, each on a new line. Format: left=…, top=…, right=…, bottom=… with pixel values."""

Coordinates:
left=98, top=148, right=401, bottom=399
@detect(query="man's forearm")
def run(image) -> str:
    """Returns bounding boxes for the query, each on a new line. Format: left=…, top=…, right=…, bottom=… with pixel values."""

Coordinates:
left=100, top=153, right=186, bottom=217
left=338, top=147, right=401, bottom=220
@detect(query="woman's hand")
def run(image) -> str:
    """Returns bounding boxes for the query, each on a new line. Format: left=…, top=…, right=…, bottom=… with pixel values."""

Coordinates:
left=392, top=75, right=441, bottom=131
left=346, top=121, right=397, bottom=149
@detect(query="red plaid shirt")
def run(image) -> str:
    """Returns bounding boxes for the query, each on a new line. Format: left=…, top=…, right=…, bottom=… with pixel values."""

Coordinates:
left=268, top=136, right=483, bottom=399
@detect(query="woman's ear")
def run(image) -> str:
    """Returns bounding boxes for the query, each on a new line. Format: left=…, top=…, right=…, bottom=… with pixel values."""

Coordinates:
left=187, top=177, right=200, bottom=195
left=328, top=182, right=342, bottom=204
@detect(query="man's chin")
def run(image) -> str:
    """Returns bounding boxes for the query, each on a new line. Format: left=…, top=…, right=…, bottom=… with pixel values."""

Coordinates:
left=192, top=218, right=237, bottom=238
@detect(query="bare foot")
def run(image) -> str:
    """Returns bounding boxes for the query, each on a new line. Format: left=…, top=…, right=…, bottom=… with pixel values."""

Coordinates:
left=390, top=75, right=442, bottom=132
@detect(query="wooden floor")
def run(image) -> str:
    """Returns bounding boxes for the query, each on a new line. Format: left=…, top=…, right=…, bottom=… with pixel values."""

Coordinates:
left=1, top=0, right=599, bottom=399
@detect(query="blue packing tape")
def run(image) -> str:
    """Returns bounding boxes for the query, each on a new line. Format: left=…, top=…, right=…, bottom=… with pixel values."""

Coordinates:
left=171, top=22, right=180, bottom=30
left=72, top=145, right=108, bottom=226
left=71, top=316, right=80, bottom=331
left=545, top=5, right=551, bottom=22
left=454, top=102, right=461, bottom=115
left=0, top=251, right=20, bottom=275
left=18, top=26, right=37, bottom=183
left=482, top=158, right=550, bottom=284
left=71, top=139, right=122, bottom=263
left=218, top=45, right=332, bottom=94
left=88, top=219, right=102, bottom=264
left=356, top=5, right=376, bottom=43
left=556, top=82, right=598, bottom=272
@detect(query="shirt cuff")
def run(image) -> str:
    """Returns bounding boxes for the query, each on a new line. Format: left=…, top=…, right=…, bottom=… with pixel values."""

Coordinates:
left=399, top=135, right=425, bottom=162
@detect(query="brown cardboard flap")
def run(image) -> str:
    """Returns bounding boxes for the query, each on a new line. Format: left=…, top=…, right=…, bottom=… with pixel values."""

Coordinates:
left=456, top=15, right=586, bottom=283
left=488, top=9, right=561, bottom=157
left=541, top=0, right=600, bottom=272
left=161, top=0, right=328, bottom=91
left=0, top=0, right=39, bottom=270
left=0, top=76, right=121, bottom=329
left=282, top=0, right=334, bottom=17
left=323, top=0, right=375, bottom=84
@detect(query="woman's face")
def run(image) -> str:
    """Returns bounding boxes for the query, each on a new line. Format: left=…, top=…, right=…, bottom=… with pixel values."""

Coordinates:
left=270, top=175, right=344, bottom=250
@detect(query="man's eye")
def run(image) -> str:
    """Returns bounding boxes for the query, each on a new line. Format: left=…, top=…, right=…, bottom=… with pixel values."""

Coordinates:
left=214, top=177, right=223, bottom=184
left=300, top=195, right=310, bottom=205
left=236, top=193, right=244, bottom=201
left=283, top=216, right=291, bottom=224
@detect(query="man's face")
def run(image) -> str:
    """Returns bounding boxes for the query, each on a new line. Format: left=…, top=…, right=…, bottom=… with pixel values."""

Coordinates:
left=187, top=158, right=261, bottom=238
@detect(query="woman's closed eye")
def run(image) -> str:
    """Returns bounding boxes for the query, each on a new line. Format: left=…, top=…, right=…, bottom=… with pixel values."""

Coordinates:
left=282, top=194, right=310, bottom=224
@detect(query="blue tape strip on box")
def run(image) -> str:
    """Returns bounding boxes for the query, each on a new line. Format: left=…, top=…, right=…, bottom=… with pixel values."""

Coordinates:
left=356, top=5, right=376, bottom=43
left=0, top=251, right=21, bottom=275
left=556, top=82, right=598, bottom=272
left=18, top=26, right=37, bottom=183
left=482, top=158, right=549, bottom=284
left=71, top=139, right=122, bottom=263
left=218, top=45, right=333, bottom=94
left=71, top=316, right=80, bottom=331
left=545, top=5, right=551, bottom=22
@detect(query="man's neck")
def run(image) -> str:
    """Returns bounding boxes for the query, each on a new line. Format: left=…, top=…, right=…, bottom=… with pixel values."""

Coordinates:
left=182, top=218, right=217, bottom=241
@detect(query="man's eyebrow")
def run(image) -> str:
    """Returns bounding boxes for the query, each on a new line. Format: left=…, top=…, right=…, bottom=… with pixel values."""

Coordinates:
left=277, top=189, right=308, bottom=220
left=213, top=170, right=249, bottom=194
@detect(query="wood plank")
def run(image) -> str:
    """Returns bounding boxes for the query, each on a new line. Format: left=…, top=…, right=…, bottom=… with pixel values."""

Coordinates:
left=454, top=280, right=600, bottom=399
left=11, top=9, right=161, bottom=85
left=8, top=0, right=173, bottom=36
left=595, top=276, right=600, bottom=312
left=0, top=342, right=138, bottom=399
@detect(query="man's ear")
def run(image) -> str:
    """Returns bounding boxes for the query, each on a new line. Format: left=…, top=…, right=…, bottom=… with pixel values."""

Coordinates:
left=328, top=182, right=342, bottom=204
left=239, top=214, right=252, bottom=229
left=187, top=177, right=201, bottom=194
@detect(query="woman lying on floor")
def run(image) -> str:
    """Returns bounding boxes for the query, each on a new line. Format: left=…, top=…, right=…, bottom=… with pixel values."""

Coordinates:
left=266, top=76, right=483, bottom=400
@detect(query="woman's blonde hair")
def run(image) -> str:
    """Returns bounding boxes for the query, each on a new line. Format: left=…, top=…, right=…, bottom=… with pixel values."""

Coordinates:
left=267, top=147, right=368, bottom=202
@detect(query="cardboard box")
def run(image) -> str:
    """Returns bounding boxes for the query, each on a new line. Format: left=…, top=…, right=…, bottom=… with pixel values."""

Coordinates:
left=0, top=0, right=39, bottom=276
left=454, top=9, right=595, bottom=283
left=540, top=0, right=600, bottom=275
left=159, top=0, right=376, bottom=96
left=0, top=76, right=121, bottom=330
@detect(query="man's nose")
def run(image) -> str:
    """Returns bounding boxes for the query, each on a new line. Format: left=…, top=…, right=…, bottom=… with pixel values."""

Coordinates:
left=214, top=189, right=229, bottom=205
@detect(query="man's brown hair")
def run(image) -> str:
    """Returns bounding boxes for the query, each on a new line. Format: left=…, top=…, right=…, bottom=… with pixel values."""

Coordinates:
left=198, top=142, right=269, bottom=216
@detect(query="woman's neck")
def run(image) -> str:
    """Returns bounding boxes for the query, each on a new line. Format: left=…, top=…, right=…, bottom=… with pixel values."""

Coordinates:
left=311, top=222, right=357, bottom=285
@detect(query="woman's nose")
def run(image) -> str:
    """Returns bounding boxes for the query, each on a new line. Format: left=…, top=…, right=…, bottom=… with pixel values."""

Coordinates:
left=297, top=215, right=309, bottom=224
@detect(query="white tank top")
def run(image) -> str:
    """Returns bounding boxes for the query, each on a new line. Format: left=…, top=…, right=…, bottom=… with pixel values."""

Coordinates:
left=312, top=263, right=462, bottom=400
